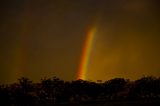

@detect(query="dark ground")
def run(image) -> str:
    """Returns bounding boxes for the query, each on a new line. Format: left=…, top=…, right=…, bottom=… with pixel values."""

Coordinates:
left=38, top=101, right=160, bottom=106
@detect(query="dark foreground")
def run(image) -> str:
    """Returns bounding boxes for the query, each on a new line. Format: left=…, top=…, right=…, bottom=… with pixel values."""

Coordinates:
left=1, top=76, right=160, bottom=105
left=38, top=101, right=160, bottom=106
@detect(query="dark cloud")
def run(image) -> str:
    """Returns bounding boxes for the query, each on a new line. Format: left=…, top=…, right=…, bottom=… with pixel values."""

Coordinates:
left=0, top=0, right=160, bottom=83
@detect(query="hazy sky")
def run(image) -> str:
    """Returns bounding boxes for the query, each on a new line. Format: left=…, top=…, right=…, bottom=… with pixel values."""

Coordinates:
left=0, top=0, right=160, bottom=83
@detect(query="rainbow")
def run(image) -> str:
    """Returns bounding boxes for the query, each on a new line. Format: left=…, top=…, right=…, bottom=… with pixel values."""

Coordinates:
left=10, top=8, right=30, bottom=83
left=77, top=26, right=97, bottom=80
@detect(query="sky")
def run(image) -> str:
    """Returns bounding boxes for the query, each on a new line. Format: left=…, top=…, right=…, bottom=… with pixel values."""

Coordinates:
left=0, top=0, right=160, bottom=84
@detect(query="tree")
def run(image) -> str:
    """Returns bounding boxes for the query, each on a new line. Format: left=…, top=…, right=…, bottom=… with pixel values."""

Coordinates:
left=12, top=77, right=37, bottom=105
left=103, top=78, right=127, bottom=100
left=129, top=76, right=157, bottom=99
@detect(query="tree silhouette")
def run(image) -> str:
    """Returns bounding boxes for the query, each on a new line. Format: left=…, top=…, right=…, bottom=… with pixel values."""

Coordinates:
left=129, top=76, right=158, bottom=99
left=0, top=85, right=11, bottom=105
left=103, top=78, right=127, bottom=100
left=11, top=77, right=37, bottom=105
left=0, top=76, right=160, bottom=105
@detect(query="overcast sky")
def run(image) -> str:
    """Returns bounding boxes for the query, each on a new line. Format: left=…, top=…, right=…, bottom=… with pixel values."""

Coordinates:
left=0, top=0, right=160, bottom=83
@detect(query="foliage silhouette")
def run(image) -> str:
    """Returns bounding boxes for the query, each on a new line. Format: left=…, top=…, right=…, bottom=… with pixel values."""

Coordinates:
left=0, top=76, right=160, bottom=105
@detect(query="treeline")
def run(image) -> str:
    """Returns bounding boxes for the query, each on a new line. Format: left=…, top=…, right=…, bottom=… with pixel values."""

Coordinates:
left=0, top=76, right=160, bottom=105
